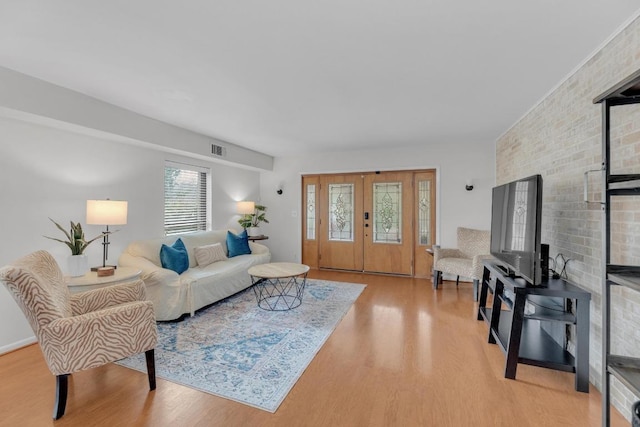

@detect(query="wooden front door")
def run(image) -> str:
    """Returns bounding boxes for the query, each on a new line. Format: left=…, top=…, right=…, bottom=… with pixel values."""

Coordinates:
left=362, top=172, right=414, bottom=275
left=303, top=169, right=436, bottom=277
left=317, top=174, right=364, bottom=271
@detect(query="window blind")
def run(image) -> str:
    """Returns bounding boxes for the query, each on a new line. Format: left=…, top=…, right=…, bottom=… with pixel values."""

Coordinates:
left=164, top=162, right=209, bottom=236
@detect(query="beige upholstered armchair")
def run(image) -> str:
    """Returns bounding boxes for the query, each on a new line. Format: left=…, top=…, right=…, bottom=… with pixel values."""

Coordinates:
left=432, top=227, right=492, bottom=301
left=0, top=250, right=158, bottom=420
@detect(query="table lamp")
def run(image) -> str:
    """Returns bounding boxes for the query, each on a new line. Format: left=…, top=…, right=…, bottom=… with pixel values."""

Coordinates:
left=86, top=199, right=128, bottom=271
left=237, top=201, right=255, bottom=215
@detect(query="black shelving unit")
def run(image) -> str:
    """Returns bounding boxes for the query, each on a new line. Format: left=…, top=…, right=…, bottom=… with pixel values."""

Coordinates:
left=594, top=69, right=640, bottom=426
left=477, top=260, right=591, bottom=392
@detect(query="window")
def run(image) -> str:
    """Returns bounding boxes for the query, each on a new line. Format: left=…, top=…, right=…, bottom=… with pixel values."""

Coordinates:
left=306, top=184, right=316, bottom=240
left=164, top=161, right=210, bottom=236
left=417, top=179, right=431, bottom=245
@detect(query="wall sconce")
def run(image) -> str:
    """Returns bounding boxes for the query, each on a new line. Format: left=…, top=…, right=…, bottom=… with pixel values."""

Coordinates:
left=237, top=201, right=255, bottom=215
left=465, top=180, right=474, bottom=191
left=86, top=199, right=128, bottom=270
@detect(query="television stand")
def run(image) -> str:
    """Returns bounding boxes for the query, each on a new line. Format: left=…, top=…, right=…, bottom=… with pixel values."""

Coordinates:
left=477, top=260, right=591, bottom=392
left=494, top=264, right=517, bottom=278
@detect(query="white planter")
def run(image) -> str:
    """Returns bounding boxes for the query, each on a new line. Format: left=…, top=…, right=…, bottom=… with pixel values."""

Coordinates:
left=68, top=254, right=89, bottom=277
left=247, top=227, right=261, bottom=237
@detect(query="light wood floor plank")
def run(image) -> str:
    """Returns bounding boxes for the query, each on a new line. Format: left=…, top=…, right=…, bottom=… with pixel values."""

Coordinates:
left=0, top=270, right=629, bottom=426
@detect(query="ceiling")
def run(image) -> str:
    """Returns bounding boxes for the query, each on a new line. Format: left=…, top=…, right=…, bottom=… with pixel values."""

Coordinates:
left=0, top=1, right=639, bottom=157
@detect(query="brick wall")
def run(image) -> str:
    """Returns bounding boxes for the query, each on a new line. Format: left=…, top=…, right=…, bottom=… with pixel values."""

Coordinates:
left=496, top=15, right=640, bottom=419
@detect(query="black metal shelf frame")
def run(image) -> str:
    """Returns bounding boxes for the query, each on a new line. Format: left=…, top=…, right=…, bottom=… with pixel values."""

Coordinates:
left=594, top=69, right=640, bottom=427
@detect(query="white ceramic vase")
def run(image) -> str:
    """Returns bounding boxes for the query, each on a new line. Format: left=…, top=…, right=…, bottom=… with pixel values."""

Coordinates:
left=68, top=254, right=89, bottom=277
left=247, top=226, right=261, bottom=237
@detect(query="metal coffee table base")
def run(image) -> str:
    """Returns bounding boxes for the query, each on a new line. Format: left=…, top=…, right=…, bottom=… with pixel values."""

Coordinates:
left=252, top=274, right=308, bottom=311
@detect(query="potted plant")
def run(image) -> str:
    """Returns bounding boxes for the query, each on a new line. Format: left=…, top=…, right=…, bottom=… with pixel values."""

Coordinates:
left=44, top=218, right=108, bottom=277
left=238, top=204, right=269, bottom=237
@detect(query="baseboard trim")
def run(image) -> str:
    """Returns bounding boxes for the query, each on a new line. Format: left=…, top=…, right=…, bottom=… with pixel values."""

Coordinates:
left=0, top=336, right=37, bottom=355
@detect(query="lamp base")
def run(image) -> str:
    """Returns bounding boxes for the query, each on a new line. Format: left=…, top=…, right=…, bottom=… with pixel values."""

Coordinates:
left=91, top=265, right=118, bottom=272
left=97, top=266, right=115, bottom=277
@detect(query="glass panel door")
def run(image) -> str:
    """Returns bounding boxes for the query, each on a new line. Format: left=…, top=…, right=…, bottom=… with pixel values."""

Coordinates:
left=303, top=170, right=436, bottom=277
left=302, top=176, right=320, bottom=269
left=413, top=171, right=436, bottom=278
left=363, top=172, right=413, bottom=275
left=318, top=175, right=363, bottom=271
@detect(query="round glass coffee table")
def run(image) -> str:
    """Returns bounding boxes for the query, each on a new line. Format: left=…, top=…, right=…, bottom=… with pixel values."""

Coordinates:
left=248, top=262, right=310, bottom=311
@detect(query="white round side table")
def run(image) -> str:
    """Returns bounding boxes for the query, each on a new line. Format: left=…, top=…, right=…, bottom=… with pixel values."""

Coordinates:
left=248, top=262, right=310, bottom=311
left=66, top=266, right=142, bottom=294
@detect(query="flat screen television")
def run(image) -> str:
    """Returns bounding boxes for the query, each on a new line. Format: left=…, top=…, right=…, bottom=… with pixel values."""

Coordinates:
left=490, top=174, right=544, bottom=286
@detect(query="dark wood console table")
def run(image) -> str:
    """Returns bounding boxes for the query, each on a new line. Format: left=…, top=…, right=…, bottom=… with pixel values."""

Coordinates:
left=477, top=260, right=591, bottom=392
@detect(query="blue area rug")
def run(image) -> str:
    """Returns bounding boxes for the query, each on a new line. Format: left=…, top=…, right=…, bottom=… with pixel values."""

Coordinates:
left=117, top=279, right=366, bottom=412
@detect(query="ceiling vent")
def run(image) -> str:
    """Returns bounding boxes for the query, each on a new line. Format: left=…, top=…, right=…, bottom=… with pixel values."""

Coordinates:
left=211, top=144, right=226, bottom=157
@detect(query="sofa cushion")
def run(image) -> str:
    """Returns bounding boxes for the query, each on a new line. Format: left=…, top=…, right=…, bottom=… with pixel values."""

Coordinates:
left=126, top=236, right=171, bottom=267
left=194, top=243, right=228, bottom=267
left=181, top=230, right=229, bottom=268
left=160, top=238, right=189, bottom=274
left=227, top=230, right=251, bottom=257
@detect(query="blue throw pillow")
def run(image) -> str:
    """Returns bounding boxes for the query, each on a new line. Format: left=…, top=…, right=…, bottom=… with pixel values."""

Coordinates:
left=160, top=238, right=189, bottom=274
left=227, top=230, right=252, bottom=258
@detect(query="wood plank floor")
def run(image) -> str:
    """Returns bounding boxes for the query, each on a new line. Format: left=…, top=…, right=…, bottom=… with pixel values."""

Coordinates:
left=0, top=270, right=629, bottom=426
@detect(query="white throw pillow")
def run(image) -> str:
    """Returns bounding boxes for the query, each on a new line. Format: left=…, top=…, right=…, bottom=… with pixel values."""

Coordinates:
left=194, top=243, right=228, bottom=267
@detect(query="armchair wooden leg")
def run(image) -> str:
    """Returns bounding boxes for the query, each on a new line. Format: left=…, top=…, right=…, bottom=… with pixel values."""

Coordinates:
left=433, top=270, right=440, bottom=289
left=456, top=276, right=460, bottom=287
left=145, top=349, right=156, bottom=391
left=53, top=374, right=69, bottom=420
left=473, top=279, right=479, bottom=302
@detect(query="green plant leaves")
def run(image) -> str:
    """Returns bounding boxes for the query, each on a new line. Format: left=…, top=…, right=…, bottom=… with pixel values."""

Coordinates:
left=44, top=218, right=111, bottom=255
left=237, top=205, right=269, bottom=228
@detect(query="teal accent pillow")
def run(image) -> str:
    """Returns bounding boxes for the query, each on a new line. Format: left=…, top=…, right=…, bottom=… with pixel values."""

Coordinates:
left=160, top=238, right=189, bottom=274
left=227, top=230, right=252, bottom=257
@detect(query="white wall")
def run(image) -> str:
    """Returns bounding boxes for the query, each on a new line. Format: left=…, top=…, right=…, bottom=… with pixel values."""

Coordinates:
left=259, top=141, right=496, bottom=263
left=0, top=116, right=260, bottom=353
left=0, top=66, right=274, bottom=171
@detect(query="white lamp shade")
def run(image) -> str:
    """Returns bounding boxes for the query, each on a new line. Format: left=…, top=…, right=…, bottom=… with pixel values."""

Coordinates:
left=86, top=200, right=128, bottom=225
left=237, top=201, right=255, bottom=215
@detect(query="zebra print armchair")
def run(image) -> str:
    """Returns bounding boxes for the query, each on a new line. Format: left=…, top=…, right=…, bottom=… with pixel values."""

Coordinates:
left=0, top=250, right=158, bottom=419
left=432, top=227, right=492, bottom=301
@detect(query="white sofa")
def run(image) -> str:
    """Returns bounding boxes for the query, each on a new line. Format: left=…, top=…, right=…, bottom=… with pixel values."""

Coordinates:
left=118, top=230, right=270, bottom=321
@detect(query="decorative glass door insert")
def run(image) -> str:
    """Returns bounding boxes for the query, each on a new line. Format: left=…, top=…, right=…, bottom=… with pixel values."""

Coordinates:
left=306, top=184, right=316, bottom=240
left=328, top=183, right=354, bottom=241
left=373, top=182, right=402, bottom=243
left=417, top=179, right=431, bottom=245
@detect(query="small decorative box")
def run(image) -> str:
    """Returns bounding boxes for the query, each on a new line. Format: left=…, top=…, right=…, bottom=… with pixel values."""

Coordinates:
left=97, top=266, right=115, bottom=277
